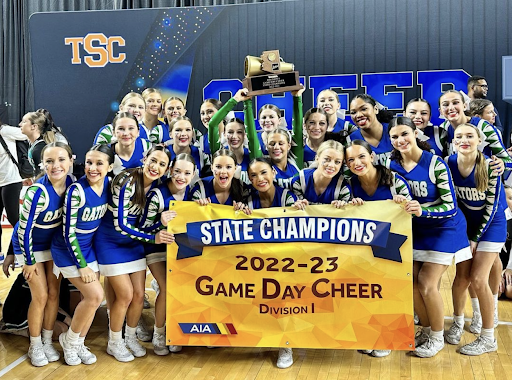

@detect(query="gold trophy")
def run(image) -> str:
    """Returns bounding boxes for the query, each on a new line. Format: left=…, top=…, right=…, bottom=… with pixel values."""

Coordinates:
left=242, top=50, right=301, bottom=96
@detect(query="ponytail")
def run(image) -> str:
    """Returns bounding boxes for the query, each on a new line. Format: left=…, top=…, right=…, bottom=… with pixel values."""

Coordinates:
left=474, top=151, right=488, bottom=193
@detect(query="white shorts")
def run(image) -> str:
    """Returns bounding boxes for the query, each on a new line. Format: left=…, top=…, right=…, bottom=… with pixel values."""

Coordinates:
left=15, top=250, right=52, bottom=266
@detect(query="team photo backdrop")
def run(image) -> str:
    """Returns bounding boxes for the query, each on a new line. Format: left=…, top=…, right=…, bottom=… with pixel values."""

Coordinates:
left=166, top=201, right=414, bottom=350
left=29, top=0, right=512, bottom=159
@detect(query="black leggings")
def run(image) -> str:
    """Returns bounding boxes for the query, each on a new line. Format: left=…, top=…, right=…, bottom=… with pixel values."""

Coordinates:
left=0, top=181, right=22, bottom=252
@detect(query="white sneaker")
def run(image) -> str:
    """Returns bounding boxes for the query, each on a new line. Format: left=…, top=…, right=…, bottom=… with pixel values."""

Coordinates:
left=460, top=336, right=498, bottom=356
left=277, top=348, right=293, bottom=369
left=152, top=332, right=169, bottom=356
left=59, top=333, right=81, bottom=366
left=169, top=345, right=182, bottom=353
left=107, top=339, right=134, bottom=362
left=151, top=278, right=160, bottom=297
left=446, top=322, right=464, bottom=345
left=414, top=336, right=444, bottom=358
left=28, top=344, right=49, bottom=367
left=359, top=349, right=373, bottom=354
left=125, top=335, right=147, bottom=357
left=77, top=344, right=97, bottom=365
left=414, top=328, right=429, bottom=348
left=469, top=311, right=482, bottom=334
left=371, top=349, right=391, bottom=357
left=136, top=318, right=152, bottom=342
left=42, top=338, right=60, bottom=362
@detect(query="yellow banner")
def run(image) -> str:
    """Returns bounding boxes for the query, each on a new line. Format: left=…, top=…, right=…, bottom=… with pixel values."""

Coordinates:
left=166, top=201, right=414, bottom=350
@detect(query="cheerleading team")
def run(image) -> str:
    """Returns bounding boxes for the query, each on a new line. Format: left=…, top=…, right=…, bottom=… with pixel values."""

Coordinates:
left=12, top=82, right=512, bottom=371
left=13, top=142, right=74, bottom=366
left=51, top=144, right=114, bottom=365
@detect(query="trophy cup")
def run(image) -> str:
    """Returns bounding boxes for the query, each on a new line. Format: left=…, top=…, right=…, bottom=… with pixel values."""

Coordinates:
left=242, top=50, right=301, bottom=96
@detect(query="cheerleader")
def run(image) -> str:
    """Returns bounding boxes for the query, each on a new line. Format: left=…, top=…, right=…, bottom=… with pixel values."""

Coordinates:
left=266, top=127, right=301, bottom=189
left=445, top=123, right=505, bottom=355
left=243, top=157, right=297, bottom=210
left=94, top=145, right=174, bottom=362
left=302, top=108, right=329, bottom=168
left=111, top=112, right=152, bottom=176
left=387, top=116, right=471, bottom=358
left=140, top=153, right=196, bottom=356
left=93, top=92, right=147, bottom=144
left=168, top=116, right=209, bottom=177
left=13, top=142, right=74, bottom=367
left=141, top=88, right=167, bottom=144
left=51, top=144, right=114, bottom=365
left=191, top=149, right=244, bottom=205
left=404, top=98, right=447, bottom=157
left=291, top=140, right=351, bottom=206
left=233, top=157, right=297, bottom=369
left=316, top=89, right=357, bottom=134
left=163, top=96, right=187, bottom=123
left=347, top=94, right=395, bottom=166
left=468, top=99, right=498, bottom=128
left=345, top=139, right=412, bottom=358
left=439, top=90, right=510, bottom=165
left=198, top=98, right=224, bottom=155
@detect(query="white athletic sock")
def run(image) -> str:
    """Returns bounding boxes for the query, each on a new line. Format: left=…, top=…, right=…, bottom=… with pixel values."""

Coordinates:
left=41, top=329, right=53, bottom=343
left=66, top=328, right=80, bottom=345
left=494, top=293, right=499, bottom=308
left=125, top=325, right=137, bottom=338
left=109, top=329, right=122, bottom=341
left=78, top=336, right=85, bottom=345
left=481, top=327, right=494, bottom=340
left=430, top=329, right=443, bottom=340
left=30, top=335, right=42, bottom=347
left=154, top=325, right=165, bottom=335
left=454, top=314, right=464, bottom=326
left=471, top=298, right=480, bottom=313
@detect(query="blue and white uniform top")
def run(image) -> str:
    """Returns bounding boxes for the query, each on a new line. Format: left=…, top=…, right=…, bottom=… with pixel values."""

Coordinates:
left=388, top=150, right=471, bottom=264
left=94, top=172, right=158, bottom=276
left=52, top=176, right=109, bottom=277
left=417, top=124, right=447, bottom=157
left=111, top=137, right=153, bottom=176
left=291, top=168, right=351, bottom=204
left=13, top=174, right=73, bottom=265
left=349, top=170, right=412, bottom=201
left=140, top=179, right=191, bottom=259
left=191, top=176, right=237, bottom=205
left=447, top=154, right=506, bottom=250
left=273, top=158, right=300, bottom=190
left=257, top=133, right=269, bottom=155
left=303, top=144, right=318, bottom=168
left=346, top=124, right=393, bottom=167
left=331, top=119, right=357, bottom=134
left=93, top=123, right=149, bottom=145
left=245, top=185, right=297, bottom=210
left=147, top=120, right=170, bottom=145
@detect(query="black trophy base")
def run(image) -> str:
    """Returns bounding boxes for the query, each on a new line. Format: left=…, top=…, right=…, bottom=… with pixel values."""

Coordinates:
left=243, top=71, right=301, bottom=96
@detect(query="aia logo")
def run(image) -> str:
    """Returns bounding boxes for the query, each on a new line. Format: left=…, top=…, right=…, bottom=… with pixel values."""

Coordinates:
left=65, top=33, right=126, bottom=68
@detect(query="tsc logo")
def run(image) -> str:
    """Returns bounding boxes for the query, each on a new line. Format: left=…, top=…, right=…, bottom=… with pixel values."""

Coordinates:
left=64, top=33, right=126, bottom=68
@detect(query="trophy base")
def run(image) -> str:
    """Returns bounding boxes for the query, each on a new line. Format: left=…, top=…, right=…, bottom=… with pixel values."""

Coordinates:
left=243, top=71, right=301, bottom=96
